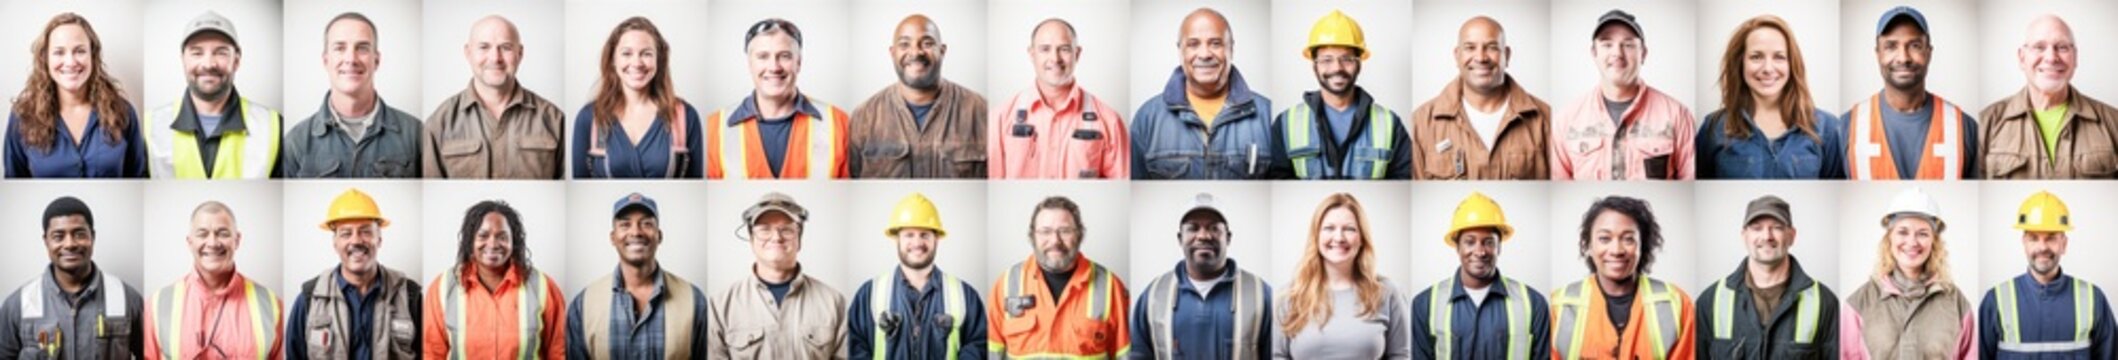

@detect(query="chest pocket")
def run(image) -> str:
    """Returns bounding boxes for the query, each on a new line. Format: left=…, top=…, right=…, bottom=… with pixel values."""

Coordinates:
left=726, top=327, right=769, bottom=356
left=1067, top=123, right=1109, bottom=178
left=297, top=155, right=344, bottom=177
left=1066, top=318, right=1112, bottom=354
left=2074, top=150, right=2118, bottom=178
left=802, top=325, right=839, bottom=358
left=859, top=141, right=912, bottom=177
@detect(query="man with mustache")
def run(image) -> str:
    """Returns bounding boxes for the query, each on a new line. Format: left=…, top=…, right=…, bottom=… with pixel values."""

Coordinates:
left=1693, top=195, right=1839, bottom=358
left=1130, top=8, right=1274, bottom=180
left=847, top=193, right=987, bottom=359
left=708, top=192, right=848, bottom=358
left=1126, top=193, right=1269, bottom=359
left=1552, top=9, right=1697, bottom=180
left=0, top=197, right=145, bottom=358
left=1409, top=192, right=1550, bottom=359
left=145, top=11, right=284, bottom=179
left=1409, top=16, right=1551, bottom=180
left=708, top=19, right=852, bottom=179
left=988, top=196, right=1130, bottom=358
left=1841, top=7, right=1980, bottom=180
left=285, top=188, right=423, bottom=359
left=1268, top=10, right=1412, bottom=180
left=989, top=18, right=1130, bottom=179
left=421, top=200, right=565, bottom=358
left=421, top=15, right=566, bottom=179
left=144, top=201, right=285, bottom=359
left=567, top=192, right=711, bottom=358
left=849, top=15, right=988, bottom=179
left=1978, top=15, right=2118, bottom=179
left=285, top=12, right=423, bottom=178
left=1978, top=190, right=2116, bottom=359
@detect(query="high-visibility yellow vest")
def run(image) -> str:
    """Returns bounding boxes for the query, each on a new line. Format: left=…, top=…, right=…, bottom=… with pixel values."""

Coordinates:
left=714, top=97, right=841, bottom=179
left=1708, top=279, right=1822, bottom=343
left=1285, top=102, right=1396, bottom=179
left=869, top=271, right=967, bottom=360
left=150, top=277, right=279, bottom=360
left=145, top=97, right=280, bottom=179
left=439, top=267, right=551, bottom=360
left=1552, top=277, right=1681, bottom=360
left=1995, top=277, right=2098, bottom=354
left=1428, top=276, right=1533, bottom=360
left=580, top=271, right=696, bottom=360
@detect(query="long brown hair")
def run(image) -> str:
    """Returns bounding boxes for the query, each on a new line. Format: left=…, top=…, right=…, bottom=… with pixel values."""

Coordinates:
left=592, top=17, right=682, bottom=129
left=1716, top=15, right=1817, bottom=142
left=13, top=13, right=132, bottom=151
left=1280, top=193, right=1385, bottom=337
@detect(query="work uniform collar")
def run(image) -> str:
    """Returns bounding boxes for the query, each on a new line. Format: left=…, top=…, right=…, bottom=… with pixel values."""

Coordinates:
left=749, top=263, right=812, bottom=293
left=2016, top=270, right=2078, bottom=298
left=453, top=80, right=531, bottom=116
left=1722, top=257, right=1817, bottom=301
left=609, top=264, right=670, bottom=302
left=1303, top=87, right=1377, bottom=113
left=1446, top=269, right=1516, bottom=302
left=332, top=265, right=391, bottom=300
left=893, top=266, right=951, bottom=296
left=1999, top=85, right=2104, bottom=124
left=1159, top=66, right=1258, bottom=109
left=1023, top=254, right=1095, bottom=292
left=309, top=92, right=403, bottom=138
left=42, top=264, right=107, bottom=307
left=1030, top=83, right=1089, bottom=114
left=457, top=262, right=525, bottom=293
left=1429, top=75, right=1540, bottom=122
left=1593, top=82, right=1654, bottom=126
left=726, top=92, right=822, bottom=126
left=1172, top=259, right=1241, bottom=295
left=171, top=87, right=249, bottom=136
left=187, top=267, right=251, bottom=299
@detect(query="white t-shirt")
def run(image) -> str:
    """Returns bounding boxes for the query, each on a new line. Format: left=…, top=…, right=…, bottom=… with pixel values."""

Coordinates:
left=1464, top=282, right=1492, bottom=308
left=1462, top=99, right=1510, bottom=149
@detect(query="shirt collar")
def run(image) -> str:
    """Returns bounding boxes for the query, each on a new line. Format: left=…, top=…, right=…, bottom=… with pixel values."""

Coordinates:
left=310, top=91, right=399, bottom=138
left=1159, top=66, right=1258, bottom=108
left=1447, top=270, right=1514, bottom=301
left=609, top=265, right=670, bottom=300
left=725, top=92, right=821, bottom=126
left=454, top=80, right=530, bottom=114
left=187, top=268, right=250, bottom=299
left=457, top=262, right=524, bottom=292
left=2017, top=270, right=2078, bottom=296
left=893, top=267, right=952, bottom=295
left=42, top=264, right=105, bottom=304
left=170, top=88, right=249, bottom=135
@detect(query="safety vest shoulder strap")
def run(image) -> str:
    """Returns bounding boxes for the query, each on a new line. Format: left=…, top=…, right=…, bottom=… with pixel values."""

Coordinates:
left=870, top=270, right=967, bottom=360
left=1553, top=280, right=1590, bottom=360
left=1502, top=278, right=1531, bottom=360
left=1230, top=270, right=1263, bottom=360
left=1426, top=277, right=1455, bottom=358
left=1850, top=94, right=1964, bottom=180
left=15, top=272, right=128, bottom=321
left=240, top=279, right=280, bottom=359
left=582, top=276, right=616, bottom=359
left=1364, top=104, right=1396, bottom=179
left=442, top=268, right=550, bottom=360
left=806, top=98, right=841, bottom=179
left=1709, top=280, right=1823, bottom=343
left=1639, top=278, right=1681, bottom=360
left=1286, top=102, right=1316, bottom=179
left=153, top=282, right=188, bottom=358
left=1145, top=271, right=1180, bottom=360
left=1086, top=264, right=1112, bottom=321
left=715, top=107, right=749, bottom=179
left=663, top=272, right=697, bottom=360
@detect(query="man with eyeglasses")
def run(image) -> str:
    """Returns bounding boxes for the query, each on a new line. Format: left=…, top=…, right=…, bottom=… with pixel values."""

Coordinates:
left=1552, top=9, right=1696, bottom=180
left=1126, top=193, right=1270, bottom=359
left=1267, top=10, right=1412, bottom=180
left=285, top=188, right=423, bottom=359
left=709, top=192, right=848, bottom=358
left=144, top=201, right=285, bottom=359
left=0, top=196, right=146, bottom=358
left=989, top=196, right=1131, bottom=358
left=1977, top=14, right=2118, bottom=179
left=1841, top=7, right=1980, bottom=180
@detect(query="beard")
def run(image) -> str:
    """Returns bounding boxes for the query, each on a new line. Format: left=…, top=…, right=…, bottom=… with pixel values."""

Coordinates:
left=895, top=53, right=942, bottom=90
left=1317, top=68, right=1358, bottom=97
left=189, top=69, right=233, bottom=101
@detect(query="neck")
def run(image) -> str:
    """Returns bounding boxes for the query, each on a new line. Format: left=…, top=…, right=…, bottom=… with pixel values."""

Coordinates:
left=51, top=265, right=92, bottom=293
left=198, top=268, right=236, bottom=291
left=331, top=90, right=377, bottom=118
left=340, top=266, right=377, bottom=292
left=1324, top=262, right=1357, bottom=289
left=1187, top=81, right=1228, bottom=101
left=755, top=263, right=797, bottom=284
left=1883, top=86, right=1930, bottom=113
left=192, top=90, right=232, bottom=116
left=2033, top=267, right=2063, bottom=285
left=473, top=80, right=517, bottom=116
left=1463, top=82, right=1507, bottom=113
left=898, top=83, right=940, bottom=106
left=1187, top=260, right=1228, bottom=282
left=1037, top=81, right=1076, bottom=109
left=2031, top=86, right=2071, bottom=111
left=58, top=88, right=88, bottom=108
left=1601, top=81, right=1641, bottom=102
left=1597, top=275, right=1637, bottom=297
left=1747, top=259, right=1791, bottom=288
left=1458, top=269, right=1493, bottom=289
left=755, top=92, right=797, bottom=119
left=621, top=261, right=659, bottom=288
left=476, top=264, right=509, bottom=289
left=900, top=265, right=933, bottom=291
left=1322, top=89, right=1356, bottom=110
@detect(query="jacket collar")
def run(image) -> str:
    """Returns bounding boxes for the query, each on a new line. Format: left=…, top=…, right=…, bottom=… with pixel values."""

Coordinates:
left=891, top=266, right=954, bottom=295
left=307, top=92, right=404, bottom=138
left=453, top=80, right=531, bottom=114
left=1999, top=85, right=2104, bottom=123
left=41, top=264, right=107, bottom=305
left=1158, top=66, right=1259, bottom=109
left=1429, top=75, right=1541, bottom=122
left=1721, top=256, right=1817, bottom=296
left=748, top=263, right=812, bottom=294
left=2014, top=270, right=2079, bottom=297
left=725, top=92, right=822, bottom=126
left=170, top=88, right=250, bottom=136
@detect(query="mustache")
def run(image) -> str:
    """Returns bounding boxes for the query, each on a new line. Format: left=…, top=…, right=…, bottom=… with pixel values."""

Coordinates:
left=1189, top=58, right=1223, bottom=69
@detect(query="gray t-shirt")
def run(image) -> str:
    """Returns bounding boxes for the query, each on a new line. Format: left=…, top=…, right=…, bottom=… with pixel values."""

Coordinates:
left=1605, top=98, right=1634, bottom=127
left=1273, top=283, right=1412, bottom=360
left=1325, top=105, right=1360, bottom=145
left=1881, top=103, right=1935, bottom=179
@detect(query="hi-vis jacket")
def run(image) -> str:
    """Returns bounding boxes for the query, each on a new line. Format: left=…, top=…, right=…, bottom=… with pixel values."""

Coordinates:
left=1409, top=271, right=1551, bottom=360
left=1978, top=272, right=2118, bottom=359
left=1126, top=261, right=1271, bottom=360
left=144, top=270, right=284, bottom=360
left=421, top=264, right=566, bottom=359
left=847, top=267, right=988, bottom=360
left=0, top=266, right=145, bottom=359
left=1693, top=259, right=1837, bottom=359
left=988, top=255, right=1132, bottom=359
left=144, top=89, right=281, bottom=179
left=706, top=94, right=852, bottom=179
left=1549, top=276, right=1696, bottom=360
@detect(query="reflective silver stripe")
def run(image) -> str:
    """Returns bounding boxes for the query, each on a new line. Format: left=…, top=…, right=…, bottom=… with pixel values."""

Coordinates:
left=1146, top=273, right=1178, bottom=359
left=102, top=272, right=126, bottom=318
left=720, top=108, right=748, bottom=179
left=155, top=284, right=185, bottom=357
left=1087, top=265, right=1109, bottom=320
left=1287, top=103, right=1314, bottom=179
left=1006, top=265, right=1025, bottom=302
left=20, top=277, right=42, bottom=319
left=808, top=99, right=837, bottom=179
left=1999, top=340, right=2093, bottom=352
left=2076, top=280, right=2095, bottom=342
left=444, top=272, right=466, bottom=360
left=1999, top=279, right=2021, bottom=344
left=1712, top=281, right=1733, bottom=339
left=1647, top=280, right=1679, bottom=360
left=1794, top=283, right=1821, bottom=343
left=1553, top=281, right=1587, bottom=360
left=1232, top=272, right=1263, bottom=360
left=1366, top=105, right=1394, bottom=179
left=1505, top=278, right=1530, bottom=360
left=1428, top=278, right=1454, bottom=359
left=245, top=282, right=278, bottom=358
left=521, top=269, right=546, bottom=360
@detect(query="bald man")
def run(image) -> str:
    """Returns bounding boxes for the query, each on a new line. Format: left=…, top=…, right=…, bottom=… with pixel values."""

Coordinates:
left=1130, top=8, right=1273, bottom=180
left=422, top=15, right=566, bottom=179
left=989, top=19, right=1130, bottom=179
left=1977, top=15, right=2118, bottom=179
left=1408, top=16, right=1552, bottom=180
left=850, top=15, right=989, bottom=179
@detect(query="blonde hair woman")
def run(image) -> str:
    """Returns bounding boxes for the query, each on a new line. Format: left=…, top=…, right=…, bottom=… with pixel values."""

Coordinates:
left=1840, top=188, right=1974, bottom=359
left=1272, top=193, right=1410, bottom=359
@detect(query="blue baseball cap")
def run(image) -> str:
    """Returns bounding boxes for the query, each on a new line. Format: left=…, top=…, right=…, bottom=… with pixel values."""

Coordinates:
left=613, top=192, right=659, bottom=219
left=1876, top=6, right=1929, bottom=37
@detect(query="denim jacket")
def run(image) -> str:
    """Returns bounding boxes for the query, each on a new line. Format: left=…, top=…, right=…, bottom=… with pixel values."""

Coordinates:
left=1130, top=67, right=1274, bottom=180
left=1697, top=108, right=1848, bottom=179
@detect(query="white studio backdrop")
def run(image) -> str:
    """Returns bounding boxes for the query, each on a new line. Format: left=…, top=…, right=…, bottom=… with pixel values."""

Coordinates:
left=564, top=181, right=710, bottom=300
left=1546, top=181, right=1699, bottom=292
left=419, top=181, right=569, bottom=290
left=420, top=0, right=567, bottom=121
left=1126, top=181, right=1273, bottom=291
left=1547, top=0, right=1699, bottom=115
left=704, top=181, right=853, bottom=299
left=282, top=180, right=423, bottom=294
left=1974, top=0, right=2118, bottom=110
left=1691, top=181, right=1843, bottom=292
left=1268, top=181, right=1412, bottom=292
left=1836, top=0, right=1982, bottom=114
left=1835, top=181, right=1982, bottom=300
left=1126, top=0, right=1272, bottom=117
left=142, top=0, right=284, bottom=117
left=1976, top=182, right=2118, bottom=296
left=0, top=181, right=144, bottom=296
left=1407, top=181, right=1552, bottom=294
left=983, top=181, right=1131, bottom=293
left=703, top=0, right=854, bottom=115
left=844, top=181, right=989, bottom=295
left=1695, top=0, right=1843, bottom=114
left=143, top=181, right=281, bottom=295
left=1409, top=0, right=1553, bottom=106
left=281, top=0, right=425, bottom=122
left=847, top=0, right=991, bottom=99
left=984, top=0, right=1134, bottom=116
left=1267, top=0, right=1415, bottom=117
left=0, top=0, right=146, bottom=171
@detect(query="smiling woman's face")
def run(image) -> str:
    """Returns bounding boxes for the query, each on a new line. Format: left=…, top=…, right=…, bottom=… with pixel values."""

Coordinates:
left=45, top=24, right=93, bottom=92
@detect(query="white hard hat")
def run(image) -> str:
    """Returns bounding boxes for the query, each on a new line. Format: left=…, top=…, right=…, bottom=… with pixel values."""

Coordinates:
left=1880, top=187, right=1944, bottom=232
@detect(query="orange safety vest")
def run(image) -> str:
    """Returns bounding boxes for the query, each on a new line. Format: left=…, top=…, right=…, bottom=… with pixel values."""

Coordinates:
left=987, top=257, right=1131, bottom=359
left=707, top=97, right=848, bottom=179
left=1848, top=94, right=1964, bottom=180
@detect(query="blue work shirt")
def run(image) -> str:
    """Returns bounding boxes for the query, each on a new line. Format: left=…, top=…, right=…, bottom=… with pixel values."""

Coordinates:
left=847, top=267, right=988, bottom=360
left=1130, top=66, right=1275, bottom=180
left=1407, top=271, right=1554, bottom=360
left=566, top=267, right=712, bottom=360
left=570, top=102, right=706, bottom=178
left=5, top=106, right=149, bottom=178
left=1979, top=272, right=2118, bottom=359
left=1125, top=260, right=1275, bottom=359
left=1696, top=108, right=1849, bottom=179
left=286, top=269, right=384, bottom=360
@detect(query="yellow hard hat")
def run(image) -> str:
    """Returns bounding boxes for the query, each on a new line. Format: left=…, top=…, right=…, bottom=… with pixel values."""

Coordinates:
left=886, top=193, right=946, bottom=237
left=1305, top=10, right=1369, bottom=60
left=2015, top=190, right=2072, bottom=232
left=321, top=188, right=388, bottom=231
left=1445, top=192, right=1512, bottom=246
